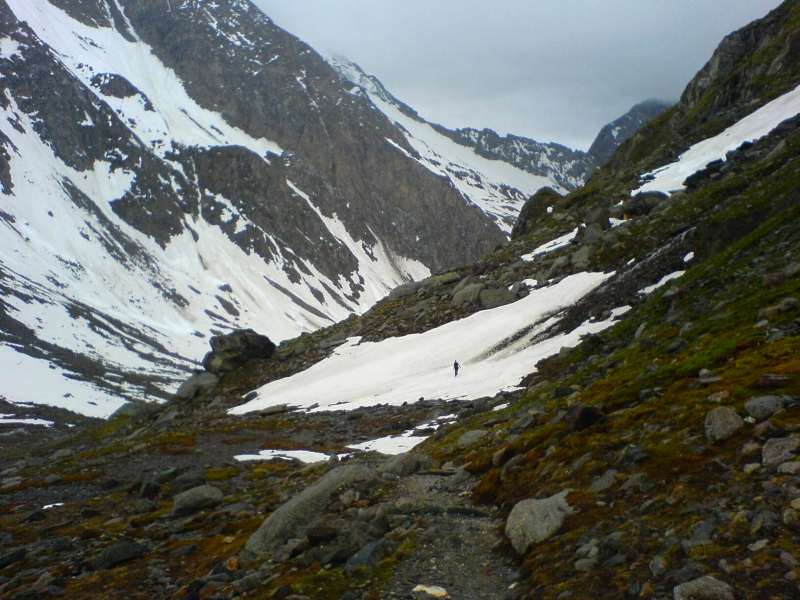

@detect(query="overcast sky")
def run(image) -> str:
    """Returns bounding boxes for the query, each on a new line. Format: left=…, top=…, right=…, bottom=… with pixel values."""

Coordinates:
left=254, top=1, right=783, bottom=149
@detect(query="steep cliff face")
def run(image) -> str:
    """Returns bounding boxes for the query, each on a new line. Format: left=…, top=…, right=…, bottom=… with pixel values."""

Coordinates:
left=0, top=0, right=507, bottom=415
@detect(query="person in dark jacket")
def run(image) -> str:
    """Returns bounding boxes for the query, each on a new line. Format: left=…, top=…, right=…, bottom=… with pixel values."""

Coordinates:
left=453, top=360, right=460, bottom=377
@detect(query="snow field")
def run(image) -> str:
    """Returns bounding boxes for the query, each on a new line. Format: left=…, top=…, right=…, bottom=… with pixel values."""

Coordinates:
left=230, top=272, right=621, bottom=416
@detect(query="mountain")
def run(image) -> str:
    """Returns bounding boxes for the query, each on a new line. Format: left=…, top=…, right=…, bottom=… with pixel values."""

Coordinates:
left=4, top=2, right=800, bottom=599
left=587, top=99, right=672, bottom=166
left=331, top=58, right=670, bottom=195
left=328, top=57, right=566, bottom=227
left=0, top=0, right=521, bottom=417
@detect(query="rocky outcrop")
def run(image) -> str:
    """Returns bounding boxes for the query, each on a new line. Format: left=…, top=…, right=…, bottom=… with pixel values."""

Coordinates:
left=511, top=187, right=564, bottom=240
left=202, top=329, right=276, bottom=375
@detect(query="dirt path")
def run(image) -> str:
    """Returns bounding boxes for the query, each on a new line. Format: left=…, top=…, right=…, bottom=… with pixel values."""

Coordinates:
left=383, top=471, right=517, bottom=599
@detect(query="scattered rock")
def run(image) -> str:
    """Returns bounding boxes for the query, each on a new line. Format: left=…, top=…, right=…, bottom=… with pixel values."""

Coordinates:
left=174, top=372, right=220, bottom=401
left=382, top=453, right=430, bottom=477
left=589, top=469, right=618, bottom=493
left=110, top=401, right=156, bottom=420
left=451, top=283, right=485, bottom=308
left=478, top=287, right=515, bottom=309
left=412, top=584, right=449, bottom=598
left=505, top=490, right=574, bottom=554
left=457, top=430, right=487, bottom=448
left=672, top=575, right=734, bottom=600
left=763, top=436, right=800, bottom=467
left=744, top=395, right=785, bottom=421
left=756, top=373, right=791, bottom=388
left=704, top=407, right=743, bottom=443
left=565, top=404, right=604, bottom=431
left=51, top=448, right=72, bottom=461
left=171, top=485, right=224, bottom=517
left=95, top=539, right=146, bottom=570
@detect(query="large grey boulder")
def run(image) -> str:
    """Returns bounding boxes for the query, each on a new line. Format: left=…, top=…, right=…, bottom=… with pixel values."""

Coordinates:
left=744, top=395, right=784, bottom=421
left=451, top=283, right=485, bottom=307
left=110, top=401, right=157, bottom=420
left=457, top=429, right=487, bottom=448
left=763, top=436, right=800, bottom=466
left=202, top=329, right=275, bottom=374
left=387, top=281, right=423, bottom=301
left=174, top=372, right=219, bottom=401
left=95, top=539, right=146, bottom=570
left=244, top=465, right=375, bottom=557
left=171, top=485, right=223, bottom=517
left=382, top=453, right=431, bottom=477
left=505, top=490, right=574, bottom=554
left=673, top=575, right=734, bottom=600
left=704, top=407, right=743, bottom=442
left=478, top=287, right=515, bottom=309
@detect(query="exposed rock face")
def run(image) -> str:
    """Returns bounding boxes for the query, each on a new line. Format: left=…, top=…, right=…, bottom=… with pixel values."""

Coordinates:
left=588, top=100, right=671, bottom=166
left=505, top=490, right=574, bottom=554
left=202, top=330, right=276, bottom=375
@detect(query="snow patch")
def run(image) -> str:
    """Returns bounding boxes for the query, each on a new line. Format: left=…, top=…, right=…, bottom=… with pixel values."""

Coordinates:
left=639, top=271, right=686, bottom=295
left=521, top=228, right=579, bottom=261
left=635, top=83, right=800, bottom=195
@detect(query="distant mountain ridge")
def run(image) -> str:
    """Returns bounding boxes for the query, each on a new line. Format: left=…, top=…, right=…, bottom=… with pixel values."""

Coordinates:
left=587, top=99, right=672, bottom=166
left=331, top=58, right=672, bottom=194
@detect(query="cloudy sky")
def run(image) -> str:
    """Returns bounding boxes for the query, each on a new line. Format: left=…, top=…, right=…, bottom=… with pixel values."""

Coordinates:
left=255, top=1, right=783, bottom=150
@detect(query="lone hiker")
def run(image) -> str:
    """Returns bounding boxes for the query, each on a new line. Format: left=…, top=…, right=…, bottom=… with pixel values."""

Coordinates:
left=453, top=360, right=460, bottom=377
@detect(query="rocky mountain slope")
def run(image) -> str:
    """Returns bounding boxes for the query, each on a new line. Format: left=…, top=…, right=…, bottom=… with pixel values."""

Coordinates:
left=2, top=1, right=800, bottom=599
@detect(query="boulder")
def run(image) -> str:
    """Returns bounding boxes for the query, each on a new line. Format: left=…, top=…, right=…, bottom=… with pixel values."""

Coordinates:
left=673, top=575, right=734, bottom=600
left=387, top=281, right=423, bottom=301
left=511, top=187, right=563, bottom=239
left=457, top=429, right=487, bottom=448
left=565, top=404, right=604, bottom=431
left=570, top=245, right=592, bottom=270
left=422, top=271, right=461, bottom=289
left=174, top=372, right=219, bottom=401
left=704, top=407, right=743, bottom=442
left=382, top=453, right=431, bottom=477
left=478, top=287, right=515, bottom=309
left=171, top=485, right=223, bottom=517
left=110, top=401, right=156, bottom=420
left=763, top=436, right=800, bottom=466
left=451, top=283, right=485, bottom=308
left=243, top=465, right=375, bottom=557
left=744, top=395, right=785, bottom=421
left=202, top=329, right=275, bottom=374
left=95, top=539, right=146, bottom=570
left=505, top=490, right=574, bottom=554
